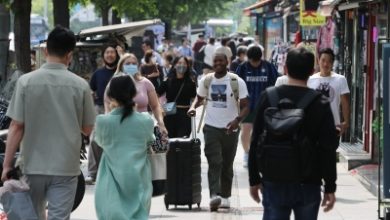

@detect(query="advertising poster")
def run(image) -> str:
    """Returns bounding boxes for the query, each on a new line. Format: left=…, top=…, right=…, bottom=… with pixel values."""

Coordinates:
left=299, top=0, right=326, bottom=26
left=265, top=17, right=283, bottom=60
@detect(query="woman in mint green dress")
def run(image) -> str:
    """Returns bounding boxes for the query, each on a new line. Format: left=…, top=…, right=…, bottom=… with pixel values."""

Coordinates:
left=94, top=75, right=154, bottom=219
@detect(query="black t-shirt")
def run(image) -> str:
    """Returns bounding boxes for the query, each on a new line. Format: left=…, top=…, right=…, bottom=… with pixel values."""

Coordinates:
left=141, top=64, right=163, bottom=89
left=248, top=85, right=339, bottom=193
left=89, top=67, right=115, bottom=106
left=157, top=77, right=197, bottom=106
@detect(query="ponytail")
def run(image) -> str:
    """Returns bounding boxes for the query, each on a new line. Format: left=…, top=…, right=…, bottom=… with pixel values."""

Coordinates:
left=120, top=100, right=135, bottom=123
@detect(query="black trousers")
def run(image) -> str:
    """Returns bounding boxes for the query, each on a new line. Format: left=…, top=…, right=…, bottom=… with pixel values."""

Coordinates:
left=164, top=108, right=191, bottom=138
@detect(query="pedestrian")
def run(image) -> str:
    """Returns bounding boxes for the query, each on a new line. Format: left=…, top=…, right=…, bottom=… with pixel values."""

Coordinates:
left=104, top=53, right=168, bottom=136
left=275, top=74, right=288, bottom=86
left=227, top=39, right=237, bottom=61
left=186, top=56, right=199, bottom=82
left=94, top=75, right=154, bottom=219
left=308, top=48, right=350, bottom=136
left=1, top=26, right=96, bottom=220
left=177, top=38, right=192, bottom=57
left=203, top=37, right=217, bottom=75
left=140, top=49, right=163, bottom=89
left=87, top=43, right=120, bottom=184
left=162, top=52, right=174, bottom=80
left=229, top=46, right=247, bottom=73
left=158, top=56, right=197, bottom=138
left=235, top=45, right=278, bottom=167
left=188, top=53, right=249, bottom=211
left=192, top=34, right=207, bottom=56
left=249, top=47, right=339, bottom=220
left=193, top=34, right=207, bottom=76
left=215, top=37, right=233, bottom=65
left=142, top=39, right=163, bottom=66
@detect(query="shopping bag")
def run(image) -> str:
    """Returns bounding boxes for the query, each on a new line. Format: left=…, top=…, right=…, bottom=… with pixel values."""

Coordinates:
left=1, top=191, right=38, bottom=220
left=148, top=152, right=167, bottom=197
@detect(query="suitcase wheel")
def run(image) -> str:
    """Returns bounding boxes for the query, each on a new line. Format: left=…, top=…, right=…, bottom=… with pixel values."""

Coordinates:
left=188, top=204, right=192, bottom=210
left=197, top=203, right=200, bottom=208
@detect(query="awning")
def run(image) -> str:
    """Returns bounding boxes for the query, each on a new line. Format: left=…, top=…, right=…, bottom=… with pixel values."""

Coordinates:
left=338, top=0, right=377, bottom=11
left=243, top=0, right=273, bottom=12
left=317, top=0, right=341, bottom=16
left=78, top=19, right=162, bottom=37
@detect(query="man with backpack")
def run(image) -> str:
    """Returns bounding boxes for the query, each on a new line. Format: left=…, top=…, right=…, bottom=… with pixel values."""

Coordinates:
left=188, top=53, right=249, bottom=211
left=248, top=47, right=339, bottom=219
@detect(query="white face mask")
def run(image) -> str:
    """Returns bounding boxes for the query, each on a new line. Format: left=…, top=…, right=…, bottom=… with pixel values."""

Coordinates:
left=151, top=56, right=157, bottom=63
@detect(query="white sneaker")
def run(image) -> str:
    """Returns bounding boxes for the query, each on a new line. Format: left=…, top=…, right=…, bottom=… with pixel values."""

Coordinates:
left=243, top=152, right=249, bottom=168
left=220, top=197, right=230, bottom=209
left=209, top=195, right=221, bottom=212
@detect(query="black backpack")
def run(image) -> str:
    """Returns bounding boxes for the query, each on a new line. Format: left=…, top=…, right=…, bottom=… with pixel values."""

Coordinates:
left=256, top=87, right=321, bottom=183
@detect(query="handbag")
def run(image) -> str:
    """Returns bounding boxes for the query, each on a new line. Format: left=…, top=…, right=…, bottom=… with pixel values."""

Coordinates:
left=148, top=152, right=167, bottom=197
left=150, top=126, right=169, bottom=153
left=162, top=82, right=185, bottom=116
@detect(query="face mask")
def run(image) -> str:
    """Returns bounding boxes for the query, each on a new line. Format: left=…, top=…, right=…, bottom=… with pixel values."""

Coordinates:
left=123, top=64, right=138, bottom=76
left=151, top=57, right=157, bottom=63
left=175, top=65, right=186, bottom=74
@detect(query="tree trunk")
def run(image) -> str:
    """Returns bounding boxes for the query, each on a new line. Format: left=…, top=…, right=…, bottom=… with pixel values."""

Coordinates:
left=0, top=4, right=10, bottom=80
left=53, top=0, right=69, bottom=28
left=162, top=19, right=172, bottom=40
left=111, top=9, right=121, bottom=25
left=12, top=0, right=31, bottom=74
left=101, top=6, right=110, bottom=26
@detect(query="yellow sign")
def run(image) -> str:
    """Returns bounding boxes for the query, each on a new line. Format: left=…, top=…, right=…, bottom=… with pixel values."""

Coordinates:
left=299, top=0, right=326, bottom=26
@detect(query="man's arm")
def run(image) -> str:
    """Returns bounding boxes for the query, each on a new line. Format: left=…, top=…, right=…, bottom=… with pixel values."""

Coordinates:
left=1, top=120, right=24, bottom=181
left=340, top=93, right=350, bottom=134
left=187, top=95, right=205, bottom=116
left=82, top=126, right=94, bottom=136
left=226, top=97, right=249, bottom=134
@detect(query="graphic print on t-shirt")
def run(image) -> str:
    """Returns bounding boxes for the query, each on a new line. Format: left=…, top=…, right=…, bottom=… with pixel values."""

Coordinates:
left=211, top=84, right=227, bottom=108
left=316, top=82, right=335, bottom=102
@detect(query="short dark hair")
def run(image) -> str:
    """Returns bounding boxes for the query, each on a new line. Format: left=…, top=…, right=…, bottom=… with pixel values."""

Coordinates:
left=209, top=37, right=215, bottom=44
left=247, top=45, right=262, bottom=61
left=318, top=48, right=335, bottom=62
left=46, top=26, right=76, bottom=57
left=237, top=46, right=247, bottom=56
left=142, top=39, right=153, bottom=48
left=286, top=47, right=315, bottom=80
left=221, top=37, right=230, bottom=46
left=107, top=75, right=136, bottom=123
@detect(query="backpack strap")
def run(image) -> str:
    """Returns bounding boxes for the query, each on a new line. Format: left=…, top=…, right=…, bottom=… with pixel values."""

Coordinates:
left=297, top=90, right=321, bottom=109
left=266, top=87, right=280, bottom=108
left=228, top=72, right=239, bottom=101
left=203, top=73, right=214, bottom=101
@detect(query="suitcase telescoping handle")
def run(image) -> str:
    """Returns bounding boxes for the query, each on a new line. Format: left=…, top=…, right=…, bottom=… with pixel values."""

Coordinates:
left=191, top=116, right=197, bottom=140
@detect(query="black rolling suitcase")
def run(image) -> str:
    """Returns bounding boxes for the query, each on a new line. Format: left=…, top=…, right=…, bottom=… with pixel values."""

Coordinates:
left=164, top=117, right=202, bottom=210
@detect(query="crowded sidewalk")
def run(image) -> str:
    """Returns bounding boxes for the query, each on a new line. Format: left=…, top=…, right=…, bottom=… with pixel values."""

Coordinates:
left=71, top=113, right=378, bottom=220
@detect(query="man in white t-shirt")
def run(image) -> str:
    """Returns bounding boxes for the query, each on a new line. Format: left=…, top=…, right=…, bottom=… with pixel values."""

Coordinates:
left=188, top=53, right=249, bottom=211
left=308, top=48, right=350, bottom=135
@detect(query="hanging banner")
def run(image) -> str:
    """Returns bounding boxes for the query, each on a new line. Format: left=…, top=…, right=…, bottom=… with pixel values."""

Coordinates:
left=300, top=0, right=326, bottom=26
